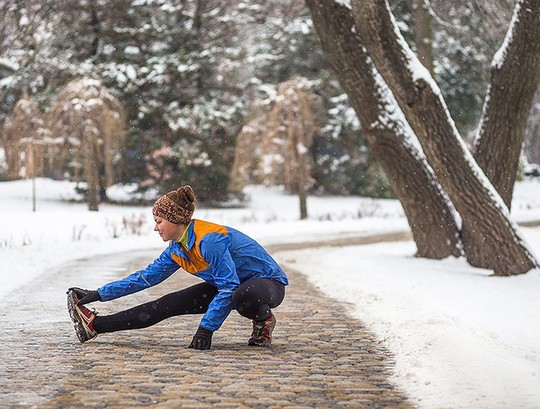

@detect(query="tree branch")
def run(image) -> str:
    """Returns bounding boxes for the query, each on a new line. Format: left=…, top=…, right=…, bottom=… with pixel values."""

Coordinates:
left=473, top=0, right=540, bottom=207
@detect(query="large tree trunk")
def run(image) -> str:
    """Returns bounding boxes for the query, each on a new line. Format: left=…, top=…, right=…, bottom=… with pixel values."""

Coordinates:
left=473, top=0, right=540, bottom=208
left=351, top=0, right=538, bottom=275
left=306, top=0, right=461, bottom=259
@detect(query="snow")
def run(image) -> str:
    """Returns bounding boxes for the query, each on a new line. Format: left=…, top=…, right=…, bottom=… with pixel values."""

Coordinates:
left=334, top=0, right=352, bottom=10
left=492, top=0, right=521, bottom=69
left=275, top=239, right=540, bottom=408
left=0, top=179, right=406, bottom=297
left=0, top=57, right=19, bottom=72
left=1, top=178, right=540, bottom=408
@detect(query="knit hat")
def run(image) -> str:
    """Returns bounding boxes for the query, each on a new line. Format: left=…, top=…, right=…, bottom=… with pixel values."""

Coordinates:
left=152, top=185, right=195, bottom=225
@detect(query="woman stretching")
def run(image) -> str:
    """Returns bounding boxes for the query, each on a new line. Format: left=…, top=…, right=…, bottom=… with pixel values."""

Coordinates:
left=67, top=185, right=288, bottom=350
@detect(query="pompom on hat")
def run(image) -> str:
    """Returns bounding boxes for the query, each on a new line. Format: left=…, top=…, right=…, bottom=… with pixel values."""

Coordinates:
left=152, top=185, right=195, bottom=225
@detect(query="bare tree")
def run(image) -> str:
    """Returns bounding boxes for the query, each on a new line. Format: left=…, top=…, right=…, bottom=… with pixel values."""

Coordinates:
left=306, top=0, right=461, bottom=258
left=1, top=91, right=49, bottom=179
left=228, top=107, right=269, bottom=195
left=266, top=79, right=316, bottom=219
left=349, top=0, right=538, bottom=275
left=1, top=117, right=22, bottom=179
left=229, top=78, right=317, bottom=219
left=49, top=78, right=125, bottom=211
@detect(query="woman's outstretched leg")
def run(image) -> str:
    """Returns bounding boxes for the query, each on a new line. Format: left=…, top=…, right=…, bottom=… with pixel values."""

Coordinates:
left=93, top=282, right=218, bottom=333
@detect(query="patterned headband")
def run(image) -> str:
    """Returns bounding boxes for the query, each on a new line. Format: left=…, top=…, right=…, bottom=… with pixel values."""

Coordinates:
left=152, top=195, right=193, bottom=225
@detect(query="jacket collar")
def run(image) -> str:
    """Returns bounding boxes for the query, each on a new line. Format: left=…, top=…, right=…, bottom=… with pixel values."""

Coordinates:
left=186, top=220, right=196, bottom=250
left=174, top=220, right=195, bottom=251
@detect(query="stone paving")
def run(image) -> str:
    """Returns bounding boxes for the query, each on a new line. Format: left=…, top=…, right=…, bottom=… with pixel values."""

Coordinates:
left=0, top=238, right=412, bottom=408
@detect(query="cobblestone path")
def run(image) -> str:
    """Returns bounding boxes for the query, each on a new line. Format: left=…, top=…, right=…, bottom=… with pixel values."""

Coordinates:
left=0, top=237, right=412, bottom=408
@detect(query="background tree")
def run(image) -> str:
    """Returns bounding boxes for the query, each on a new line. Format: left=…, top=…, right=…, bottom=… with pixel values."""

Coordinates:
left=48, top=77, right=125, bottom=211
left=2, top=91, right=49, bottom=179
left=0, top=0, right=394, bottom=200
left=265, top=79, right=317, bottom=219
left=432, top=0, right=515, bottom=138
left=0, top=0, right=248, bottom=201
left=1, top=116, right=22, bottom=179
left=525, top=91, right=540, bottom=165
left=229, top=78, right=318, bottom=219
left=241, top=0, right=393, bottom=198
left=0, top=0, right=537, bottom=219
left=228, top=105, right=270, bottom=195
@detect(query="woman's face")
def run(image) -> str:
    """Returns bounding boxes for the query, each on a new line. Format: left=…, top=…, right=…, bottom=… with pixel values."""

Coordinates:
left=153, top=216, right=185, bottom=241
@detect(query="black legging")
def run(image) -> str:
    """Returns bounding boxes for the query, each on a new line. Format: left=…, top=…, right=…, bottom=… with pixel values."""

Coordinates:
left=93, top=278, right=285, bottom=334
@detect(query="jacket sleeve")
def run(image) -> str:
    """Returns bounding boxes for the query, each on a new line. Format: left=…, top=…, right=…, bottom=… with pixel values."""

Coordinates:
left=97, top=247, right=179, bottom=301
left=198, top=232, right=240, bottom=332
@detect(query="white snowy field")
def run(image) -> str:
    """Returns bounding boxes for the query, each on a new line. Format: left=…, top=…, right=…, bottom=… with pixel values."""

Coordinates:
left=1, top=178, right=540, bottom=408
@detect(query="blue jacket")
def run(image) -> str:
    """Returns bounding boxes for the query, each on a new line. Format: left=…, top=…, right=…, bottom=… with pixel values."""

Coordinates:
left=97, top=219, right=288, bottom=332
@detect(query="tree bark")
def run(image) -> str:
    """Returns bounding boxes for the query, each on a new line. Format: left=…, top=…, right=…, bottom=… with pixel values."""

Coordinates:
left=306, top=0, right=461, bottom=259
left=103, top=123, right=114, bottom=188
left=350, top=0, right=538, bottom=275
left=1, top=122, right=21, bottom=180
left=84, top=134, right=100, bottom=212
left=473, top=0, right=540, bottom=208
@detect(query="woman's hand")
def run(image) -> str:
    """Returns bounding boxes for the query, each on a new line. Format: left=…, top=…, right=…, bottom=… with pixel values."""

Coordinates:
left=67, top=287, right=101, bottom=305
left=188, top=327, right=213, bottom=350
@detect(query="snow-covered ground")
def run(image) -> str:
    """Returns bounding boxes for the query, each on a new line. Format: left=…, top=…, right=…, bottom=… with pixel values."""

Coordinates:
left=1, top=178, right=540, bottom=408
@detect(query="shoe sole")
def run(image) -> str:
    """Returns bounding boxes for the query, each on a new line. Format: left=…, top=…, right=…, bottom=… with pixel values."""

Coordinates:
left=248, top=338, right=272, bottom=346
left=67, top=291, right=95, bottom=344
left=67, top=291, right=79, bottom=324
